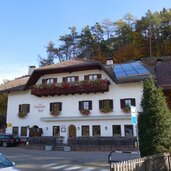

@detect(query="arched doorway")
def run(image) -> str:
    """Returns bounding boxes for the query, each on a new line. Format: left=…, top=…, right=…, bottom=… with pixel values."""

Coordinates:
left=68, top=125, right=76, bottom=139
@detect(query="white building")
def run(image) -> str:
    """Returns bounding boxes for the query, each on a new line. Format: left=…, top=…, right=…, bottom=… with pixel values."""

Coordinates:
left=0, top=59, right=150, bottom=143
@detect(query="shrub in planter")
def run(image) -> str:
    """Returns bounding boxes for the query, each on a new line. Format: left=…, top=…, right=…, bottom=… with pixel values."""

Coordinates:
left=18, top=111, right=27, bottom=118
left=50, top=110, right=60, bottom=116
left=122, top=105, right=130, bottom=113
left=80, top=109, right=90, bottom=115
left=100, top=104, right=112, bottom=113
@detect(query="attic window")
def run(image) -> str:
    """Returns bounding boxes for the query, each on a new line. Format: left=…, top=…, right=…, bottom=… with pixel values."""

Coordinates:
left=84, top=74, right=101, bottom=81
left=42, top=78, right=57, bottom=84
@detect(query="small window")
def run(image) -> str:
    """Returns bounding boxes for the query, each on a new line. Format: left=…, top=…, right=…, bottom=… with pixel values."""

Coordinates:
left=79, top=101, right=92, bottom=110
left=124, top=125, right=133, bottom=136
left=99, top=99, right=113, bottom=113
left=120, top=98, right=136, bottom=109
left=93, top=125, right=101, bottom=136
left=19, top=104, right=30, bottom=113
left=12, top=127, right=19, bottom=135
left=84, top=74, right=101, bottom=81
left=113, top=125, right=121, bottom=136
left=82, top=126, right=90, bottom=137
left=50, top=102, right=62, bottom=115
left=63, top=76, right=79, bottom=83
left=42, top=78, right=57, bottom=85
left=53, top=126, right=60, bottom=137
left=21, top=126, right=27, bottom=136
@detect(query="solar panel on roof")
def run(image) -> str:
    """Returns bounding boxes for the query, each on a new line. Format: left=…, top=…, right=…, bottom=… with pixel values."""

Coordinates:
left=114, top=61, right=150, bottom=78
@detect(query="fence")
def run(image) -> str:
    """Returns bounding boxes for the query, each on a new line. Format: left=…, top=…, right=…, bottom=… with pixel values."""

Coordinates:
left=110, top=153, right=171, bottom=171
left=68, top=137, right=137, bottom=151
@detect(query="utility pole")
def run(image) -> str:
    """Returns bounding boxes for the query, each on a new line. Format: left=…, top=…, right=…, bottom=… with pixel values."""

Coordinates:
left=149, top=25, right=152, bottom=57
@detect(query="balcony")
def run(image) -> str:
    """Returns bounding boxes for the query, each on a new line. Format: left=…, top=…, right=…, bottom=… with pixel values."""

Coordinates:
left=31, top=79, right=110, bottom=97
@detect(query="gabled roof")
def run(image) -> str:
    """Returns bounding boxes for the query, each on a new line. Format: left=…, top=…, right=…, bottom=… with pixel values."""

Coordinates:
left=0, top=59, right=153, bottom=93
left=0, top=76, right=29, bottom=93
left=156, top=61, right=171, bottom=89
left=25, top=59, right=116, bottom=89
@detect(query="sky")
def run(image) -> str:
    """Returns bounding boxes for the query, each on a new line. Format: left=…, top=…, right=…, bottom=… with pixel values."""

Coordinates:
left=0, top=0, right=170, bottom=83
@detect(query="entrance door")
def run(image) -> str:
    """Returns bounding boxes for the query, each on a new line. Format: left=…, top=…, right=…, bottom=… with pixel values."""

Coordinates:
left=68, top=125, right=76, bottom=139
left=53, top=126, right=60, bottom=137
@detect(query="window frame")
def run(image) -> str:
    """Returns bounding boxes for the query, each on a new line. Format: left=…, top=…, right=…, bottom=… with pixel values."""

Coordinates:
left=92, top=125, right=101, bottom=136
left=20, top=126, right=27, bottom=136
left=82, top=125, right=90, bottom=137
left=112, top=125, right=121, bottom=136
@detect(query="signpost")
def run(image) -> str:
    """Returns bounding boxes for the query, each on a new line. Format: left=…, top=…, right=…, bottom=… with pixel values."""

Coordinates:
left=130, top=106, right=137, bottom=125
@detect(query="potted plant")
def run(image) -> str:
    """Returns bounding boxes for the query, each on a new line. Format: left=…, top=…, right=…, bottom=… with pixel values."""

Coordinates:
left=122, top=104, right=131, bottom=113
left=80, top=109, right=90, bottom=115
left=100, top=102, right=112, bottom=113
left=18, top=111, right=27, bottom=118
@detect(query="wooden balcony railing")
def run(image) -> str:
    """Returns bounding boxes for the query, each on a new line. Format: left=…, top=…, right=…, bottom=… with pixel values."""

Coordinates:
left=31, top=79, right=110, bottom=97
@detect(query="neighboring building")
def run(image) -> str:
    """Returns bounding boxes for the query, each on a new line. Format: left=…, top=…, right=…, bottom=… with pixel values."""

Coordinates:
left=0, top=59, right=151, bottom=143
left=156, top=61, right=171, bottom=109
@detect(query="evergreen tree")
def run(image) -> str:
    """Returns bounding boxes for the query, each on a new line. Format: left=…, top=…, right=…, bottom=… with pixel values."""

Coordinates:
left=138, top=78, right=171, bottom=157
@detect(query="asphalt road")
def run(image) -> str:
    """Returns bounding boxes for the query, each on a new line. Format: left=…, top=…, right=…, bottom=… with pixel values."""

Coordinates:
left=0, top=147, right=139, bottom=171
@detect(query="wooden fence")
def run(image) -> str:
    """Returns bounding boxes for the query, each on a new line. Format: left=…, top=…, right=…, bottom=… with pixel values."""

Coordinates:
left=110, top=153, right=171, bottom=171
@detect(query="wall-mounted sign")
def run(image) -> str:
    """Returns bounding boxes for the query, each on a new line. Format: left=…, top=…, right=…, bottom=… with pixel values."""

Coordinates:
left=61, top=127, right=66, bottom=133
left=7, top=123, right=12, bottom=127
left=34, top=104, right=46, bottom=112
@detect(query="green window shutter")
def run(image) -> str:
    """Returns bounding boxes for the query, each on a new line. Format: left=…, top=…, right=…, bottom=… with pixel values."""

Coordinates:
left=50, top=103, right=53, bottom=112
left=79, top=101, right=82, bottom=111
left=63, top=77, right=67, bottom=82
left=53, top=78, right=57, bottom=83
left=99, top=100, right=103, bottom=110
left=42, top=79, right=46, bottom=84
left=109, top=100, right=113, bottom=109
left=120, top=99, right=125, bottom=109
left=19, top=105, right=22, bottom=113
left=89, top=101, right=92, bottom=110
left=131, top=98, right=136, bottom=106
left=59, top=102, right=62, bottom=111
left=27, top=104, right=30, bottom=113
left=84, top=75, right=89, bottom=81
left=97, top=74, right=101, bottom=79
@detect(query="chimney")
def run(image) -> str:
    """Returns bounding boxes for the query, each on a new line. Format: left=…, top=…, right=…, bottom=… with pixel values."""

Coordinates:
left=106, top=59, right=113, bottom=66
left=28, top=66, right=36, bottom=75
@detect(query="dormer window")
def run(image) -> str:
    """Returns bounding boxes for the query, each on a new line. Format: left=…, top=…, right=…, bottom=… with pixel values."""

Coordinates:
left=42, top=78, right=57, bottom=84
left=63, top=76, right=79, bottom=83
left=84, top=74, right=101, bottom=81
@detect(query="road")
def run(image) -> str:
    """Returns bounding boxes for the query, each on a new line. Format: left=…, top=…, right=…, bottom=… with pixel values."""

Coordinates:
left=0, top=147, right=139, bottom=171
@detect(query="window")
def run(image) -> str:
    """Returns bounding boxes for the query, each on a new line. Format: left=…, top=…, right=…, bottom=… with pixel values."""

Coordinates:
left=99, top=99, right=113, bottom=113
left=82, top=126, right=90, bottom=137
left=53, top=126, right=60, bottom=137
left=120, top=98, right=136, bottom=108
left=42, top=78, right=57, bottom=84
left=124, top=125, right=133, bottom=136
left=63, top=76, right=79, bottom=83
left=50, top=102, right=62, bottom=115
left=79, top=101, right=92, bottom=110
left=93, top=125, right=101, bottom=136
left=84, top=74, right=101, bottom=81
left=21, top=127, right=27, bottom=136
left=19, top=104, right=30, bottom=114
left=113, top=125, right=121, bottom=136
left=12, top=127, right=19, bottom=135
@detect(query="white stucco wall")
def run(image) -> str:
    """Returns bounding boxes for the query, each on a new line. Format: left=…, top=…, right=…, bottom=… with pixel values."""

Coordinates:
left=6, top=69, right=142, bottom=142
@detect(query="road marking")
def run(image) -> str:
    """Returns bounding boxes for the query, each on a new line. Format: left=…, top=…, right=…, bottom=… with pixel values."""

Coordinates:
left=42, top=163, right=59, bottom=168
left=51, top=165, right=69, bottom=169
left=64, top=166, right=82, bottom=170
